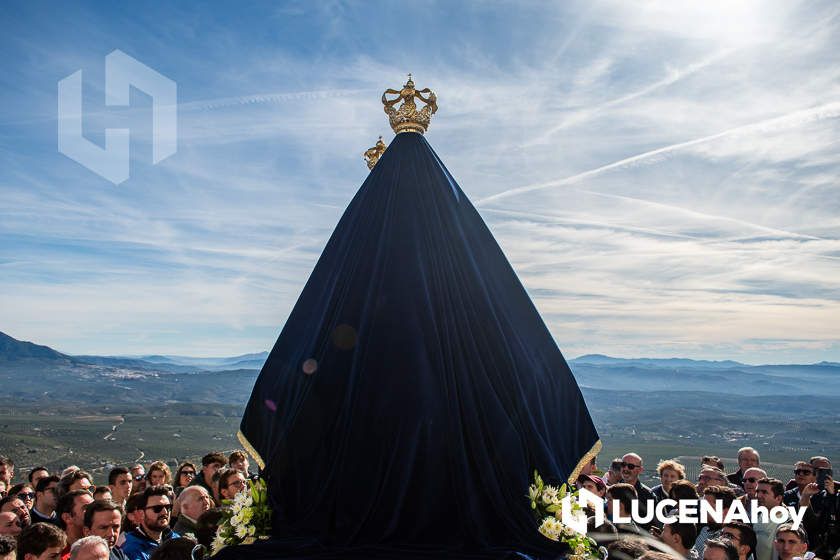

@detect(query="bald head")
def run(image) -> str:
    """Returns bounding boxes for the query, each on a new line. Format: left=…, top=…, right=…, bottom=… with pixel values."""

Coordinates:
left=178, top=485, right=212, bottom=521
left=621, top=453, right=644, bottom=484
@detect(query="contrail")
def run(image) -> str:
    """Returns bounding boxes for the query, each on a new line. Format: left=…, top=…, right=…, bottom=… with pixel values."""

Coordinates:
left=477, top=100, right=840, bottom=206
left=527, top=48, right=735, bottom=146
left=179, top=88, right=377, bottom=112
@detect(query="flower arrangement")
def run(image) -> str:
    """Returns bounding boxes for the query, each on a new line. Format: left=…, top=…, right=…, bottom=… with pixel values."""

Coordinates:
left=529, top=471, right=599, bottom=560
left=211, top=478, right=272, bottom=555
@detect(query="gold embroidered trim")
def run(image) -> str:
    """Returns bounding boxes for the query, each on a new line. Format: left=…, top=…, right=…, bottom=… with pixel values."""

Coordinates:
left=237, top=429, right=266, bottom=471
left=568, top=439, right=602, bottom=484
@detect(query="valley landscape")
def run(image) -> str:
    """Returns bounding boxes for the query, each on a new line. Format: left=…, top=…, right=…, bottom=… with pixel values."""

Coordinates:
left=2, top=331, right=838, bottom=484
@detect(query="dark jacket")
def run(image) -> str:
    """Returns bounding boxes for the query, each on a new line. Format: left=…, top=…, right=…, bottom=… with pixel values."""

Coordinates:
left=172, top=515, right=198, bottom=538
left=633, top=479, right=656, bottom=529
left=30, top=507, right=60, bottom=526
left=110, top=548, right=128, bottom=560
left=119, top=526, right=180, bottom=560
left=650, top=483, right=668, bottom=502
left=726, top=470, right=744, bottom=487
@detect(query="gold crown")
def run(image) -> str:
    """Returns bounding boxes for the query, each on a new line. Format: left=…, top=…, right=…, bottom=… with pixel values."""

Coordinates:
left=363, top=136, right=387, bottom=169
left=382, top=74, right=437, bottom=134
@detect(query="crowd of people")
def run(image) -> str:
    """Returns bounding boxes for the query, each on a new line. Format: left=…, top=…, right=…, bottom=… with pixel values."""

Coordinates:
left=574, top=448, right=839, bottom=560
left=0, top=451, right=251, bottom=560
left=0, top=447, right=837, bottom=560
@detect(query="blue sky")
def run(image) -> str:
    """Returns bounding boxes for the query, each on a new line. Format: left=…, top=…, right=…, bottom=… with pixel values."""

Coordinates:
left=2, top=1, right=839, bottom=363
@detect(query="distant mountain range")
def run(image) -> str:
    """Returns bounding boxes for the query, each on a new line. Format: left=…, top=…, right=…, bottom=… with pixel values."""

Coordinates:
left=2, top=330, right=839, bottom=406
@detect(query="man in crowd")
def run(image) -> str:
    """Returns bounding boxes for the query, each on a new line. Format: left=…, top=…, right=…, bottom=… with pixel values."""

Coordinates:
left=0, top=458, right=12, bottom=490
left=28, top=467, right=50, bottom=489
left=58, top=471, right=94, bottom=497
left=773, top=524, right=809, bottom=560
left=702, top=538, right=739, bottom=560
left=620, top=453, right=655, bottom=524
left=68, top=536, right=110, bottom=560
left=83, top=500, right=127, bottom=560
left=604, top=458, right=623, bottom=486
left=17, top=522, right=67, bottom=560
left=693, top=486, right=737, bottom=559
left=119, top=486, right=179, bottom=560
left=737, top=466, right=767, bottom=516
left=228, top=451, right=250, bottom=477
left=697, top=466, right=729, bottom=495
left=0, top=535, right=16, bottom=560
left=753, top=477, right=786, bottom=560
left=659, top=522, right=697, bottom=559
left=173, top=486, right=212, bottom=537
left=0, top=495, right=31, bottom=528
left=606, top=483, right=641, bottom=534
left=727, top=447, right=760, bottom=488
left=721, top=522, right=757, bottom=560
left=0, top=512, right=20, bottom=537
left=129, top=465, right=145, bottom=496
left=218, top=469, right=247, bottom=502
left=108, top=468, right=132, bottom=508
left=190, top=453, right=227, bottom=504
left=803, top=456, right=839, bottom=556
left=57, top=489, right=96, bottom=552
left=784, top=461, right=817, bottom=507
left=31, top=476, right=60, bottom=525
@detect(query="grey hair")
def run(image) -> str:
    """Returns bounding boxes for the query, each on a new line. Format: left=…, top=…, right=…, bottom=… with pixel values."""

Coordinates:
left=69, top=536, right=109, bottom=560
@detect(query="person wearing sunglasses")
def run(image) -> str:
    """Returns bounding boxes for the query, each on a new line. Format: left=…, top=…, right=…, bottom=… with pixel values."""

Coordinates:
left=173, top=463, right=198, bottom=497
left=7, top=483, right=35, bottom=511
left=733, top=466, right=767, bottom=517
left=782, top=461, right=816, bottom=508
left=120, top=486, right=180, bottom=560
left=31, top=475, right=60, bottom=526
left=619, top=453, right=655, bottom=528
left=130, top=465, right=147, bottom=496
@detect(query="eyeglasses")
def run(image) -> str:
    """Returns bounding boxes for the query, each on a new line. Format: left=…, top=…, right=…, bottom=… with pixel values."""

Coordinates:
left=134, top=474, right=145, bottom=481
left=743, top=477, right=759, bottom=483
left=17, top=492, right=35, bottom=500
left=227, top=479, right=245, bottom=489
left=698, top=475, right=724, bottom=482
left=181, top=471, right=196, bottom=477
left=621, top=462, right=641, bottom=470
left=721, top=531, right=741, bottom=542
left=145, top=504, right=173, bottom=513
left=794, top=469, right=814, bottom=476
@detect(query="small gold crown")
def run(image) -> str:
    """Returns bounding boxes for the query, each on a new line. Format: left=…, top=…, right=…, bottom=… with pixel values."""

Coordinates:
left=382, top=74, right=437, bottom=134
left=363, top=136, right=387, bottom=169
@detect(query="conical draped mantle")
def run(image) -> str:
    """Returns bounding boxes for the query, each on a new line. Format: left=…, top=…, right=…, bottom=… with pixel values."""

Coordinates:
left=236, top=132, right=599, bottom=558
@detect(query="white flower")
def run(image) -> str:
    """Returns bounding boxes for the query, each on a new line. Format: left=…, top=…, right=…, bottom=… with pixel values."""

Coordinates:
left=211, top=531, right=227, bottom=554
left=240, top=507, right=253, bottom=525
left=235, top=524, right=248, bottom=539
left=247, top=525, right=256, bottom=537
left=541, top=485, right=561, bottom=505
left=538, top=516, right=563, bottom=541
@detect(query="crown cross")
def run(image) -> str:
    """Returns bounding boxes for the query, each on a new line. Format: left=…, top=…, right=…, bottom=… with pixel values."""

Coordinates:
left=382, top=74, right=437, bottom=134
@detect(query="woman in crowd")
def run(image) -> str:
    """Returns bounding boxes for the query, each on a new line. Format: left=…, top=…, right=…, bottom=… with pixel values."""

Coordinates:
left=174, top=462, right=198, bottom=496
left=147, top=461, right=173, bottom=487
left=651, top=459, right=686, bottom=502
